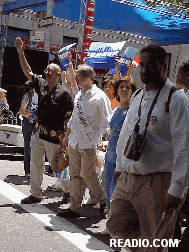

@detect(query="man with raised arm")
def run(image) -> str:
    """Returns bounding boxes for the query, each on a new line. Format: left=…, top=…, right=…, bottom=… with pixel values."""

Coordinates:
left=15, top=37, right=73, bottom=204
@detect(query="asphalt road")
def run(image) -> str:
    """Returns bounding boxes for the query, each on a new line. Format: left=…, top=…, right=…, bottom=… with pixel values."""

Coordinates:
left=0, top=155, right=115, bottom=252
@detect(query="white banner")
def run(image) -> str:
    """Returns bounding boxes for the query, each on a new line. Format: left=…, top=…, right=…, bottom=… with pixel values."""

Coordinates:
left=30, top=31, right=45, bottom=42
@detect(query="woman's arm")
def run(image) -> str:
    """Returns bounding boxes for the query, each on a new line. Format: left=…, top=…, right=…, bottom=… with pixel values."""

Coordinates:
left=114, top=55, right=122, bottom=82
left=19, top=102, right=32, bottom=118
left=68, top=52, right=77, bottom=88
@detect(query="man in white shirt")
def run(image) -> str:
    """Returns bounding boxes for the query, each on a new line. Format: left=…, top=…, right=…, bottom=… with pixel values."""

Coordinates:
left=175, top=60, right=189, bottom=248
left=57, top=64, right=112, bottom=218
left=106, top=46, right=189, bottom=251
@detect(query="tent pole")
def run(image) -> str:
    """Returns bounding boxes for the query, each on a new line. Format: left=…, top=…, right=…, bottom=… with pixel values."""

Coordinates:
left=172, top=43, right=181, bottom=82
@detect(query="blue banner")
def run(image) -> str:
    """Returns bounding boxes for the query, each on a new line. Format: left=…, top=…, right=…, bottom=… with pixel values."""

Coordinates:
left=3, top=0, right=47, bottom=12
left=3, top=0, right=65, bottom=13
left=109, top=47, right=138, bottom=75
left=85, top=41, right=126, bottom=69
left=58, top=43, right=76, bottom=71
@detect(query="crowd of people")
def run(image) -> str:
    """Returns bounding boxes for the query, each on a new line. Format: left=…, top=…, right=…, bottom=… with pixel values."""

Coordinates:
left=10, top=36, right=189, bottom=251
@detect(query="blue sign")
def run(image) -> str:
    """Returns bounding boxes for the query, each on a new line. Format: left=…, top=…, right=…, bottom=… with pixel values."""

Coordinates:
left=58, top=43, right=76, bottom=71
left=85, top=41, right=126, bottom=69
left=109, top=47, right=138, bottom=75
left=3, top=0, right=65, bottom=13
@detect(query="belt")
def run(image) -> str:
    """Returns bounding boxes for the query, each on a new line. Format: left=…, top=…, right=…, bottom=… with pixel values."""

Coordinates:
left=124, top=171, right=171, bottom=177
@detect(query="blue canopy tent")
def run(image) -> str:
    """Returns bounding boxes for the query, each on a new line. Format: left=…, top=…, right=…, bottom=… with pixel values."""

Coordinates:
left=51, top=0, right=189, bottom=45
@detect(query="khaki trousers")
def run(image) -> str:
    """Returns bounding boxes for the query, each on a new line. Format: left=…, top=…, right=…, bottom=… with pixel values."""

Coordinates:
left=69, top=145, right=106, bottom=214
left=30, top=132, right=59, bottom=198
left=106, top=171, right=182, bottom=252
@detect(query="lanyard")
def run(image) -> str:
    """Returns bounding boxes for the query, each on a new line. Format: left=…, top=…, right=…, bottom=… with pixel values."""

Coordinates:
left=137, top=85, right=164, bottom=135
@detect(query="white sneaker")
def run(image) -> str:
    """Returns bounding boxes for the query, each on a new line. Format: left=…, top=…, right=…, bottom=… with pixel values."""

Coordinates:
left=100, top=228, right=110, bottom=235
left=93, top=202, right=100, bottom=209
left=46, top=184, right=63, bottom=192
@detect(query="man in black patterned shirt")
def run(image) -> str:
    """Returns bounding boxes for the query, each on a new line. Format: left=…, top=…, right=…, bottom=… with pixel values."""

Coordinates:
left=15, top=37, right=74, bottom=204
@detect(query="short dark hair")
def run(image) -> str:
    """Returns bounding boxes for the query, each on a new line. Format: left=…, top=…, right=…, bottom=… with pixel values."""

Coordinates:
left=101, top=78, right=115, bottom=91
left=177, top=60, right=189, bottom=77
left=140, top=46, right=167, bottom=64
left=115, top=77, right=137, bottom=102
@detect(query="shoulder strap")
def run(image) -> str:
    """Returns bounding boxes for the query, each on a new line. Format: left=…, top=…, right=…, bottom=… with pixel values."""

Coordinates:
left=165, top=87, right=178, bottom=113
left=76, top=94, right=97, bottom=149
left=134, top=88, right=142, bottom=98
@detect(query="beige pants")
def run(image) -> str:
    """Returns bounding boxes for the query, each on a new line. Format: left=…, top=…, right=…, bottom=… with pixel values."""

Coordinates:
left=106, top=171, right=182, bottom=252
left=30, top=132, right=59, bottom=198
left=69, top=145, right=106, bottom=214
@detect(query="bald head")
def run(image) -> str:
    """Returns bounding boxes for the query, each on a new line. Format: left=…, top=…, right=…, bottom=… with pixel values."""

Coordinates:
left=46, top=63, right=61, bottom=74
left=44, top=63, right=61, bottom=87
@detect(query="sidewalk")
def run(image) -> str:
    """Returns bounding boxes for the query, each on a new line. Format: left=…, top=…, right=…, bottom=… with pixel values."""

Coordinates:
left=0, top=157, right=111, bottom=249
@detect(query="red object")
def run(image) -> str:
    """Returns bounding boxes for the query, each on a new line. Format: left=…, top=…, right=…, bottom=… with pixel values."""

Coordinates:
left=50, top=44, right=63, bottom=55
left=23, top=38, right=31, bottom=45
left=84, top=27, right=93, bottom=35
left=83, top=37, right=92, bottom=45
left=80, top=0, right=96, bottom=64
left=132, top=56, right=140, bottom=68
left=37, top=41, right=44, bottom=48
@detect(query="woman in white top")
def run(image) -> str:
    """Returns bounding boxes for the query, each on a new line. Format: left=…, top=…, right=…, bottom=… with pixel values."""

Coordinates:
left=19, top=86, right=38, bottom=180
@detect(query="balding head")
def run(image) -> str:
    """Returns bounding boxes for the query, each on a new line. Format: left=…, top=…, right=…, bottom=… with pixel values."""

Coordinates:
left=44, top=63, right=61, bottom=87
left=46, top=63, right=61, bottom=74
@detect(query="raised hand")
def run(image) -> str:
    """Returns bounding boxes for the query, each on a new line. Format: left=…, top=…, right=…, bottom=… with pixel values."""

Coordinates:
left=15, top=37, right=25, bottom=51
left=68, top=51, right=72, bottom=63
left=115, top=55, right=120, bottom=65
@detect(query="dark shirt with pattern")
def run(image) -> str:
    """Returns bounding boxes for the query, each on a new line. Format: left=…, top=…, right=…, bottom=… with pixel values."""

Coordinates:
left=30, top=75, right=73, bottom=144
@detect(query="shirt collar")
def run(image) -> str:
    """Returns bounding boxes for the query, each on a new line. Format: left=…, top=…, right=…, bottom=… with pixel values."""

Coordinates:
left=81, top=84, right=97, bottom=96
left=143, top=79, right=168, bottom=95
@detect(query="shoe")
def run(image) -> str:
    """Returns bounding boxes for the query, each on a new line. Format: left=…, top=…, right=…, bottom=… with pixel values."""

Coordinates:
left=101, top=228, right=110, bottom=235
left=44, top=165, right=53, bottom=174
left=57, top=208, right=81, bottom=218
left=21, top=195, right=41, bottom=204
left=61, top=192, right=70, bottom=204
left=46, top=184, right=63, bottom=192
left=93, top=202, right=100, bottom=209
left=100, top=203, right=108, bottom=218
left=85, top=196, right=97, bottom=205
left=25, top=173, right=30, bottom=181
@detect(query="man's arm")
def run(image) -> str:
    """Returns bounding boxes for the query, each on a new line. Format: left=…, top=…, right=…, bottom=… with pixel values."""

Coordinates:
left=59, top=128, right=71, bottom=152
left=58, top=89, right=74, bottom=149
left=15, top=37, right=33, bottom=82
left=99, top=93, right=112, bottom=137
left=163, top=93, right=189, bottom=214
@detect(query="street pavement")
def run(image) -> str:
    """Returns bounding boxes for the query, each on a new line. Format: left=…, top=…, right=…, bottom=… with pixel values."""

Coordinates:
left=0, top=154, right=115, bottom=252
